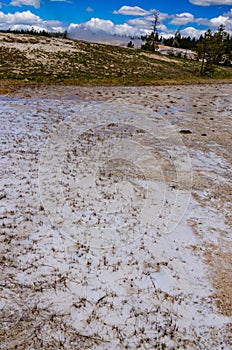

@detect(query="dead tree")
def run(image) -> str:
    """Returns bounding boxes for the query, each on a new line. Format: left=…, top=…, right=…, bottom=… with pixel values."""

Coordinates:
left=151, top=13, right=159, bottom=51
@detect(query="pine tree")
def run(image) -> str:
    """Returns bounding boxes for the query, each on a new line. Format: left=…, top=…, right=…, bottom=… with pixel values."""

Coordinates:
left=197, top=26, right=230, bottom=76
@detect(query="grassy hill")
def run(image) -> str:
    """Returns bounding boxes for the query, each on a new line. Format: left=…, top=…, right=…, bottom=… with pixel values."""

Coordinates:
left=0, top=32, right=232, bottom=92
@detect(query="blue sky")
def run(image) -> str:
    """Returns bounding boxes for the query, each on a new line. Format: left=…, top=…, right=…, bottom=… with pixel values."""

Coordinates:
left=0, top=1, right=232, bottom=39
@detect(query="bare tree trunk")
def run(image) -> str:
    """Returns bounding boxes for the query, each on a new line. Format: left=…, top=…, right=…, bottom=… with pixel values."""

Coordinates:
left=152, top=13, right=159, bottom=51
left=200, top=46, right=206, bottom=75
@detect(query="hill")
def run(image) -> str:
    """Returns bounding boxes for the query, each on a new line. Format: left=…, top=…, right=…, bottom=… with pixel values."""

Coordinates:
left=0, top=32, right=232, bottom=92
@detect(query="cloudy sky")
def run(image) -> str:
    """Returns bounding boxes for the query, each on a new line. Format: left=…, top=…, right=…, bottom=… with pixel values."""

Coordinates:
left=0, top=0, right=232, bottom=39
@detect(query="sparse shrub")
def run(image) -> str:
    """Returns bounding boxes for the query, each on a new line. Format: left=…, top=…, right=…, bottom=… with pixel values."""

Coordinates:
left=127, top=41, right=134, bottom=48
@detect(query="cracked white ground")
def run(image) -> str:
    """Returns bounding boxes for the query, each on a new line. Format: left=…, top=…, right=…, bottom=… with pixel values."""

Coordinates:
left=0, top=84, right=231, bottom=349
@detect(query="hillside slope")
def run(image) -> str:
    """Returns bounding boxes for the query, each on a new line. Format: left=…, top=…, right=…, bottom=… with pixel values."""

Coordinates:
left=0, top=32, right=232, bottom=88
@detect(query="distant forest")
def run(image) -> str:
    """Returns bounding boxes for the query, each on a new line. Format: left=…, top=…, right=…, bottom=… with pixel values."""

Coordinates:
left=141, top=24, right=232, bottom=71
left=141, top=29, right=232, bottom=52
left=0, top=28, right=67, bottom=38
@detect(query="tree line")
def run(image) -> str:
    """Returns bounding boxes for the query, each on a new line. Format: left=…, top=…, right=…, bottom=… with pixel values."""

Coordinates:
left=140, top=22, right=232, bottom=74
left=0, top=28, right=67, bottom=39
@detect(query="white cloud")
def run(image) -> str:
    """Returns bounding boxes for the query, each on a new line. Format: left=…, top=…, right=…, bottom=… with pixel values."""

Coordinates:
left=114, top=23, right=141, bottom=36
left=127, top=12, right=169, bottom=28
left=68, top=17, right=150, bottom=40
left=170, top=12, right=194, bottom=26
left=84, top=17, right=114, bottom=33
left=10, top=0, right=40, bottom=9
left=157, top=12, right=170, bottom=22
left=0, top=10, right=41, bottom=24
left=113, top=6, right=153, bottom=16
left=68, top=10, right=209, bottom=43
left=86, top=6, right=94, bottom=12
left=181, top=26, right=206, bottom=37
left=195, top=17, right=210, bottom=25
left=190, top=0, right=232, bottom=5
left=209, top=14, right=232, bottom=31
left=210, top=14, right=229, bottom=25
left=127, top=17, right=149, bottom=26
left=0, top=10, right=65, bottom=32
left=195, top=13, right=232, bottom=33
left=158, top=24, right=168, bottom=32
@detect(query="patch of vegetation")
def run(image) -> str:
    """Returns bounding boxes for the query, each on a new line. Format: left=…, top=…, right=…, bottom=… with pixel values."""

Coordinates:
left=0, top=33, right=231, bottom=90
left=140, top=17, right=232, bottom=73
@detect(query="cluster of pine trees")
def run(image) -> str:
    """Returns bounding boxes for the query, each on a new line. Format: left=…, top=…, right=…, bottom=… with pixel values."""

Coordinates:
left=141, top=24, right=232, bottom=72
left=196, top=25, right=232, bottom=74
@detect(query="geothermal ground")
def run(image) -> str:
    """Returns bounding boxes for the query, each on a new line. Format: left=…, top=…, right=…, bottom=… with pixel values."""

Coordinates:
left=0, top=84, right=231, bottom=349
